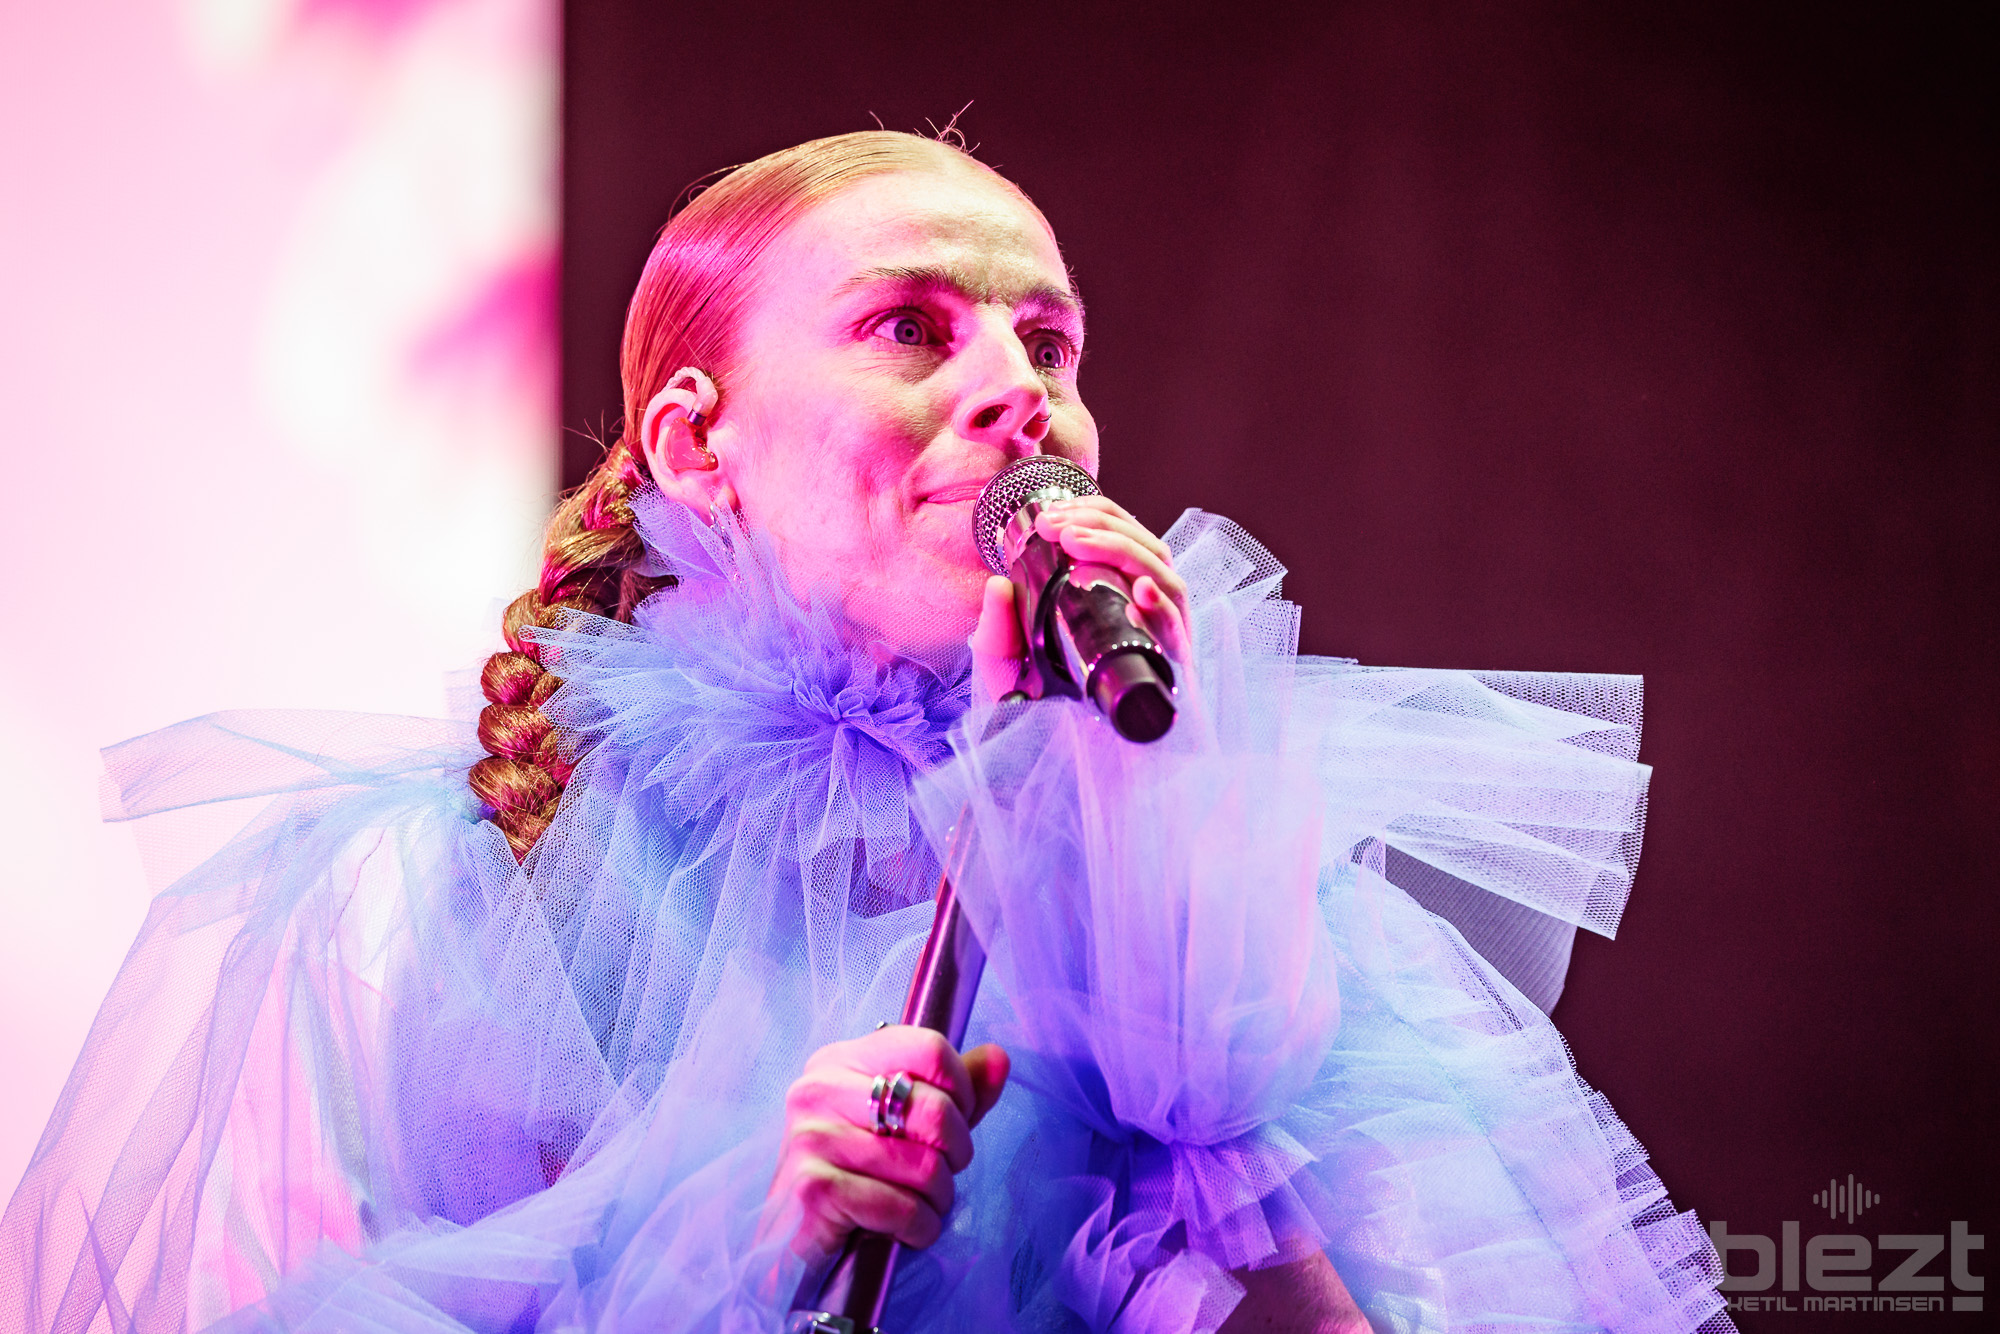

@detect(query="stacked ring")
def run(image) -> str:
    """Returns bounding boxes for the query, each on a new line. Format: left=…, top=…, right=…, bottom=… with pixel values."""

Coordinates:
left=869, top=1071, right=914, bottom=1138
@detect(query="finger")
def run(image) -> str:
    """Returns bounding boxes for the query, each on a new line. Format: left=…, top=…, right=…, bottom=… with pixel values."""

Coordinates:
left=1051, top=525, right=1189, bottom=604
left=961, top=1043, right=1011, bottom=1129
left=849, top=1071, right=974, bottom=1169
left=1037, top=492, right=1151, bottom=538
left=967, top=576, right=1023, bottom=661
left=1037, top=505, right=1181, bottom=579
left=1036, top=498, right=1173, bottom=564
left=1038, top=506, right=1193, bottom=651
left=790, top=1116, right=957, bottom=1219
left=834, top=1025, right=978, bottom=1119
left=786, top=1067, right=974, bottom=1170
left=1049, top=499, right=1175, bottom=569
left=1131, top=575, right=1191, bottom=661
left=967, top=575, right=1024, bottom=699
left=792, top=1158, right=945, bottom=1251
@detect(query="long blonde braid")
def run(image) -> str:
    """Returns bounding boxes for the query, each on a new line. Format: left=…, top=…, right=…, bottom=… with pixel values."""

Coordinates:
left=467, top=438, right=667, bottom=858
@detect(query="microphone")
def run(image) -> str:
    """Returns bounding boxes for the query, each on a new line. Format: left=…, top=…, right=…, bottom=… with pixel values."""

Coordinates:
left=971, top=457, right=1177, bottom=743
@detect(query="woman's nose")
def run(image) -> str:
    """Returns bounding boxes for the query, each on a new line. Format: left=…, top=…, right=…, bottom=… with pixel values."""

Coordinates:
left=952, top=321, right=1050, bottom=452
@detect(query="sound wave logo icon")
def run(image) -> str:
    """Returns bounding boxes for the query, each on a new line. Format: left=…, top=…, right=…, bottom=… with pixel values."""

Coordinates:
left=1814, top=1174, right=1879, bottom=1224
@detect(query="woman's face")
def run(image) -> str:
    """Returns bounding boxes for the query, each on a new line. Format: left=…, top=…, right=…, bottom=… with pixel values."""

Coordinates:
left=691, top=165, right=1098, bottom=655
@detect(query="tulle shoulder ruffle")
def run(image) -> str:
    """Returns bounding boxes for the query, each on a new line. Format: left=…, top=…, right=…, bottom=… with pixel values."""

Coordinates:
left=524, top=487, right=968, bottom=894
left=98, top=709, right=480, bottom=820
left=1, top=494, right=971, bottom=1334
left=906, top=510, right=1727, bottom=1332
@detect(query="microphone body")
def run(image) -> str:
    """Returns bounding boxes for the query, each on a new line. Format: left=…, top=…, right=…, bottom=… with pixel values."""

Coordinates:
left=973, top=457, right=1177, bottom=743
left=787, top=826, right=986, bottom=1334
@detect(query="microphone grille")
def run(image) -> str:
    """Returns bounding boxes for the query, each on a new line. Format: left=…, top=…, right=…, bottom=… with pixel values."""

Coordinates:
left=972, top=456, right=1101, bottom=575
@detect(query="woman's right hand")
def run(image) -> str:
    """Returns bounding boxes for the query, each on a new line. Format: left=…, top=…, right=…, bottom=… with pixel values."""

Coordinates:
left=766, top=1026, right=1010, bottom=1262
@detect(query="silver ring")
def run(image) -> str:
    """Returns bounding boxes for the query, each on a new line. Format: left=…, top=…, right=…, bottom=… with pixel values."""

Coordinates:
left=869, top=1071, right=913, bottom=1138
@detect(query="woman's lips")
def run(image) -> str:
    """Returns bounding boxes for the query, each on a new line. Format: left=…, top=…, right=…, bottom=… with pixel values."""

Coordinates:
left=922, top=480, right=987, bottom=505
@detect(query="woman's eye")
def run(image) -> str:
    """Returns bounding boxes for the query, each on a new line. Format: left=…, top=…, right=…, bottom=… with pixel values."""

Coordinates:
left=1028, top=335, right=1072, bottom=370
left=874, top=314, right=931, bottom=347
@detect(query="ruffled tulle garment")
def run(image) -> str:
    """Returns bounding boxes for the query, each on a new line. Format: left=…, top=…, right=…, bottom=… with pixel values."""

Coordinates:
left=0, top=490, right=1729, bottom=1334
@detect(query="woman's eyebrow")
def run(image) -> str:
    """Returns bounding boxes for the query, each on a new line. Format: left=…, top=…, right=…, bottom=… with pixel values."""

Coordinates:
left=838, top=265, right=1085, bottom=327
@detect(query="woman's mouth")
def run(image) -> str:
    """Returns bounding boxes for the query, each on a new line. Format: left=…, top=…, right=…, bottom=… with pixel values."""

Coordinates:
left=921, top=480, right=987, bottom=505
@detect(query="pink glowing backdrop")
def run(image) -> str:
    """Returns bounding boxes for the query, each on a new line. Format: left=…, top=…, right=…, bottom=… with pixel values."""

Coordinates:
left=0, top=0, right=557, bottom=1199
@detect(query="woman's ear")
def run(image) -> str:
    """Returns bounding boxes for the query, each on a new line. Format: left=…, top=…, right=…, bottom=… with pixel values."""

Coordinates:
left=638, top=367, right=733, bottom=515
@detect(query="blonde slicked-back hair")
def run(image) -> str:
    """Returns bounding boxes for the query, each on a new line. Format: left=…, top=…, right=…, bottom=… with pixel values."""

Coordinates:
left=470, top=130, right=1002, bottom=859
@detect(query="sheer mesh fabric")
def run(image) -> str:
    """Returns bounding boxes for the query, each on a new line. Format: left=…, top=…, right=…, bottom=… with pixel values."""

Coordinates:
left=910, top=511, right=1721, bottom=1330
left=1, top=494, right=1727, bottom=1333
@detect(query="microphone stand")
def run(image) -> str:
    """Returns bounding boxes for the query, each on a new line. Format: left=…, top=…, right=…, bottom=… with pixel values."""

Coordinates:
left=787, top=818, right=986, bottom=1334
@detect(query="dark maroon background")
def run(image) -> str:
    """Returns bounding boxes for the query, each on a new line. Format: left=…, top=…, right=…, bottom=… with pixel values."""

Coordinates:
left=562, top=3, right=1996, bottom=1326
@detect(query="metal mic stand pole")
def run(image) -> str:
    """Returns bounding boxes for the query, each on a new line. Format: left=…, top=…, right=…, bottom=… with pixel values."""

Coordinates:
left=787, top=820, right=986, bottom=1334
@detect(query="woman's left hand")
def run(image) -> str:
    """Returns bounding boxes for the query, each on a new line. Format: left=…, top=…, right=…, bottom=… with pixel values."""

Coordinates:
left=968, top=496, right=1191, bottom=700
left=764, top=1027, right=1010, bottom=1264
